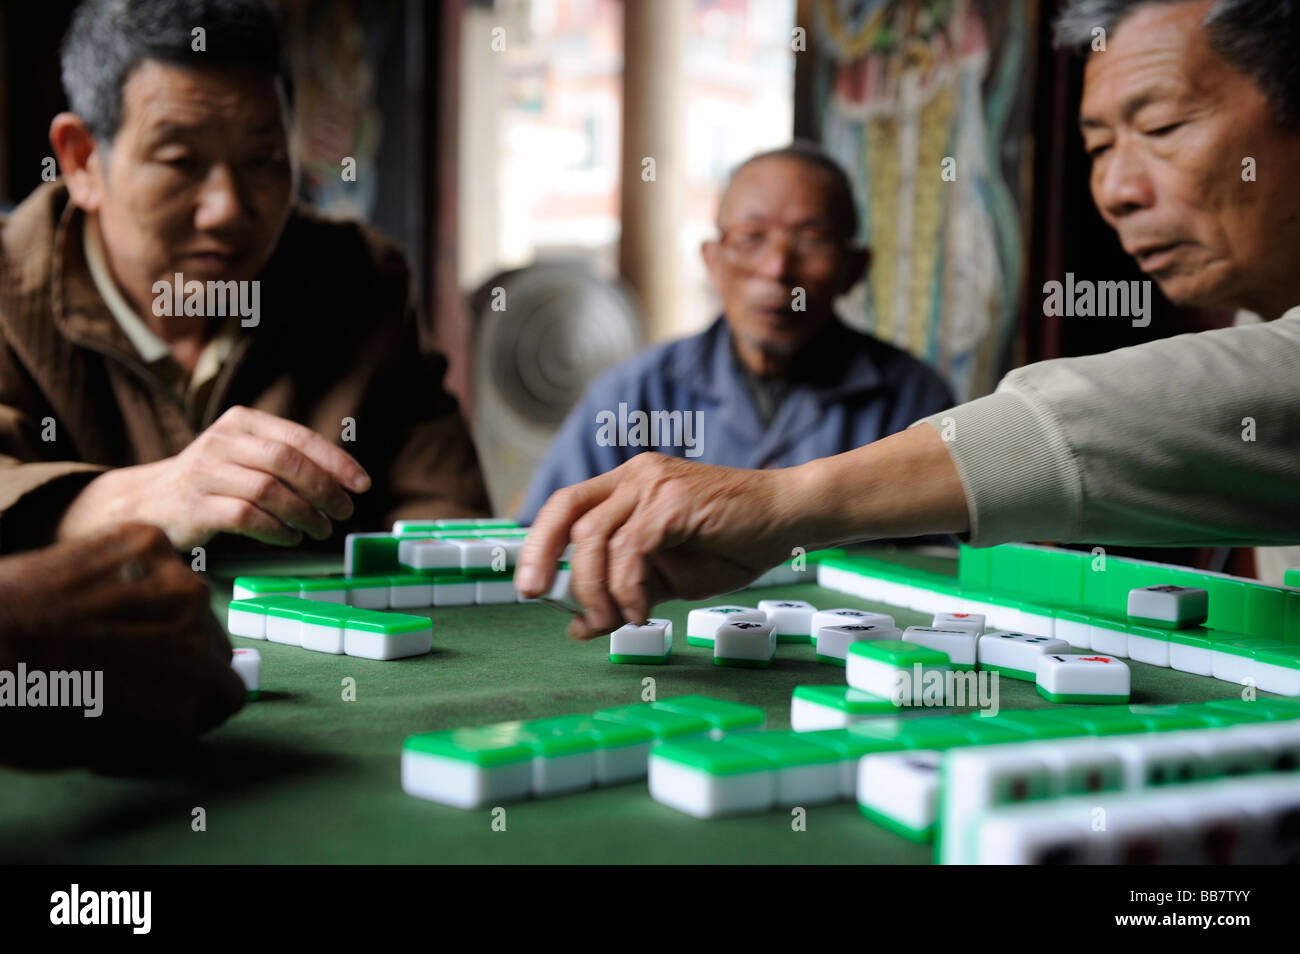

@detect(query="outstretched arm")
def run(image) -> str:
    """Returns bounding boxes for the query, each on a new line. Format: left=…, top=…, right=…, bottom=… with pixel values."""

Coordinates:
left=518, top=312, right=1300, bottom=638
left=515, top=423, right=967, bottom=640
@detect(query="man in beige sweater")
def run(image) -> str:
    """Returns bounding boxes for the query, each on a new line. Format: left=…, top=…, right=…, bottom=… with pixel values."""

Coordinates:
left=517, top=0, right=1300, bottom=637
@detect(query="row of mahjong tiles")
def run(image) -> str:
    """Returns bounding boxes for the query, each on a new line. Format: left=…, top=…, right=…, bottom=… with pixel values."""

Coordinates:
left=867, top=543, right=1300, bottom=643
left=224, top=566, right=807, bottom=633
left=237, top=522, right=551, bottom=610
left=663, top=702, right=1300, bottom=828
left=923, top=729, right=1300, bottom=864
left=218, top=535, right=812, bottom=693
left=399, top=692, right=1300, bottom=860
left=963, top=774, right=1300, bottom=864
left=343, top=521, right=815, bottom=582
left=243, top=531, right=810, bottom=611
left=814, top=553, right=1300, bottom=695
left=228, top=596, right=433, bottom=660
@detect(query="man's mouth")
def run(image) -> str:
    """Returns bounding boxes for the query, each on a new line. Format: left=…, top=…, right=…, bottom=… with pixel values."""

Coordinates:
left=184, top=247, right=244, bottom=273
left=1128, top=242, right=1184, bottom=272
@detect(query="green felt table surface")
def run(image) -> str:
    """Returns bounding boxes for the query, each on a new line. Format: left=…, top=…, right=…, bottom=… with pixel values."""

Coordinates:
left=0, top=549, right=1260, bottom=864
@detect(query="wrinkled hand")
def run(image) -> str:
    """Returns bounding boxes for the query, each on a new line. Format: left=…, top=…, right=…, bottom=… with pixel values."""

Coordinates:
left=516, top=454, right=802, bottom=640
left=0, top=523, right=246, bottom=768
left=57, top=405, right=371, bottom=549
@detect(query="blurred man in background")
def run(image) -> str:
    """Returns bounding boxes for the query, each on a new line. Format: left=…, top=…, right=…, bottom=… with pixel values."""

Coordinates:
left=518, top=143, right=953, bottom=523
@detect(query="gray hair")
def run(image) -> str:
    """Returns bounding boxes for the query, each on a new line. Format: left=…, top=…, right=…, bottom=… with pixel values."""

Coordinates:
left=724, top=141, right=861, bottom=239
left=1054, top=0, right=1300, bottom=127
left=61, top=0, right=293, bottom=142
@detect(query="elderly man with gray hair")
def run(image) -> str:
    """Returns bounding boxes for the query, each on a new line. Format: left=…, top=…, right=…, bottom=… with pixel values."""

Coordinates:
left=1056, top=0, right=1300, bottom=584
left=517, top=0, right=1300, bottom=638
left=0, top=0, right=490, bottom=559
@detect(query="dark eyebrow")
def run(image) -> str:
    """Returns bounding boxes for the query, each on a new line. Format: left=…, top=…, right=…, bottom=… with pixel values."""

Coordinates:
left=1079, top=87, right=1183, bottom=133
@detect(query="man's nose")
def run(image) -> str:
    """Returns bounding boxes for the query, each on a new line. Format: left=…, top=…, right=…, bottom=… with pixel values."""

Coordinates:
left=1093, top=143, right=1156, bottom=218
left=194, top=164, right=246, bottom=230
left=751, top=236, right=798, bottom=280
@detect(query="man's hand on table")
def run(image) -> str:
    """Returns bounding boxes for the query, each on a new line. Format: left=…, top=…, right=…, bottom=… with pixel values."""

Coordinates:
left=515, top=427, right=970, bottom=641
left=0, top=523, right=246, bottom=768
left=515, top=453, right=805, bottom=640
left=55, top=405, right=372, bottom=549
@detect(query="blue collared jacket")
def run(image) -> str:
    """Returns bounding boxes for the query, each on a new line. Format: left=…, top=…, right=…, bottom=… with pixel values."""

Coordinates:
left=517, top=316, right=955, bottom=523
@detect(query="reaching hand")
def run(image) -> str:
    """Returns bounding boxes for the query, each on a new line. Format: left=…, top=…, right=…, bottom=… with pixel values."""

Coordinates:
left=56, top=405, right=371, bottom=549
left=516, top=453, right=802, bottom=640
left=515, top=427, right=971, bottom=641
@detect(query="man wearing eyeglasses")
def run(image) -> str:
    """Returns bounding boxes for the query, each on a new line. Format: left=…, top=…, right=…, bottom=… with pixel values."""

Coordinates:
left=517, top=143, right=954, bottom=524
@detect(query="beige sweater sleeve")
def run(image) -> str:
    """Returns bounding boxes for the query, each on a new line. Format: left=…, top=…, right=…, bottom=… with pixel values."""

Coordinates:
left=922, top=310, right=1300, bottom=547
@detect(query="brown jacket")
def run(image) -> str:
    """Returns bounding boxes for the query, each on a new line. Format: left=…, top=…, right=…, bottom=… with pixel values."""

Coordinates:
left=0, top=181, right=490, bottom=554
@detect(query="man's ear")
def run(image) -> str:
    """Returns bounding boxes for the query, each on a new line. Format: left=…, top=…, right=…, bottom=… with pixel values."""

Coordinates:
left=701, top=238, right=723, bottom=281
left=49, top=113, right=105, bottom=212
left=837, top=246, right=871, bottom=295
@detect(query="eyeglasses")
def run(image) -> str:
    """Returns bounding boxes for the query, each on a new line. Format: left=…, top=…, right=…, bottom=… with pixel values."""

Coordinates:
left=715, top=225, right=847, bottom=266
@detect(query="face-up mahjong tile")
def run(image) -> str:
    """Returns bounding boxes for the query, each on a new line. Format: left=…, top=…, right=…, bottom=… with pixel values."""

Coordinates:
left=686, top=605, right=765, bottom=645
left=933, top=612, right=985, bottom=635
